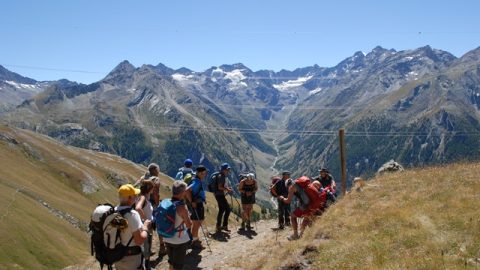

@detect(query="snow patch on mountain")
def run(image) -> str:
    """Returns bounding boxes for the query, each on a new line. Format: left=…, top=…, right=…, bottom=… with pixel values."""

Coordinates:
left=4, top=80, right=41, bottom=92
left=273, top=76, right=313, bottom=91
left=172, top=73, right=196, bottom=82
left=308, top=87, right=323, bottom=95
left=224, top=69, right=247, bottom=90
left=209, top=68, right=248, bottom=90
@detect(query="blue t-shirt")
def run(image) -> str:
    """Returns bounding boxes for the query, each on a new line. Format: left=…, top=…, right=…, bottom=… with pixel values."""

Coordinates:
left=188, top=177, right=206, bottom=202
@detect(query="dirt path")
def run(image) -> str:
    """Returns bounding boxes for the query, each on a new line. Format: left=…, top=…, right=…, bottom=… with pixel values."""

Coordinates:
left=66, top=219, right=292, bottom=270
left=151, top=219, right=290, bottom=270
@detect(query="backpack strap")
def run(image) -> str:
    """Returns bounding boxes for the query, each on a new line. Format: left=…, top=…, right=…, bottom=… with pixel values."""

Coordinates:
left=117, top=206, right=134, bottom=247
left=171, top=200, right=187, bottom=236
left=117, top=205, right=134, bottom=216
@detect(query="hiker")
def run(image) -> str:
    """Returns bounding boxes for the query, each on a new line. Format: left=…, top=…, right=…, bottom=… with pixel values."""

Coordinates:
left=185, top=165, right=208, bottom=249
left=213, top=163, right=233, bottom=233
left=314, top=168, right=337, bottom=205
left=238, top=173, right=258, bottom=231
left=279, top=176, right=324, bottom=240
left=270, top=171, right=293, bottom=229
left=135, top=163, right=162, bottom=206
left=138, top=163, right=167, bottom=256
left=115, top=184, right=151, bottom=270
left=175, top=158, right=194, bottom=184
left=135, top=180, right=154, bottom=270
left=315, top=168, right=337, bottom=194
left=163, top=181, right=193, bottom=270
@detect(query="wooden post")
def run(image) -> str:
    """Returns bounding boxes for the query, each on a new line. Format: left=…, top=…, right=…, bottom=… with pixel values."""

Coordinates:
left=339, top=128, right=347, bottom=196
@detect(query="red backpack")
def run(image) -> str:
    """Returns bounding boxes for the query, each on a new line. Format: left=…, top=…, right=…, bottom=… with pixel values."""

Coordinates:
left=294, top=176, right=326, bottom=214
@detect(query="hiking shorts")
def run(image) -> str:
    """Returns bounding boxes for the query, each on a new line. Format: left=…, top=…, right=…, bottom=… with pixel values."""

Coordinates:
left=293, top=207, right=312, bottom=218
left=189, top=202, right=205, bottom=221
left=241, top=195, right=255, bottom=205
left=114, top=253, right=143, bottom=270
left=165, top=242, right=189, bottom=270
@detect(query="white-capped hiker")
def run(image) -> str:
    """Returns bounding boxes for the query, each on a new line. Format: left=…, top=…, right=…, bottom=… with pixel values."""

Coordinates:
left=238, top=173, right=258, bottom=231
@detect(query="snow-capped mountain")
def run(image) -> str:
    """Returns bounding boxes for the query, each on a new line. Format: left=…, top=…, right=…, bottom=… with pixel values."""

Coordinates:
left=2, top=45, right=480, bottom=189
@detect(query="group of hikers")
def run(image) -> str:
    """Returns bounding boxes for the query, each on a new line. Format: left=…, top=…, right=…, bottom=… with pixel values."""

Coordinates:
left=90, top=159, right=337, bottom=270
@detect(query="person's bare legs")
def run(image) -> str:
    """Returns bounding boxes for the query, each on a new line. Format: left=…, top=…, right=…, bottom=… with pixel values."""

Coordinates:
left=192, top=221, right=201, bottom=240
left=290, top=215, right=299, bottom=237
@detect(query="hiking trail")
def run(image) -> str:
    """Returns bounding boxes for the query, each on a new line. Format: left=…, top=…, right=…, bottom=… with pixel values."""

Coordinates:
left=66, top=219, right=291, bottom=270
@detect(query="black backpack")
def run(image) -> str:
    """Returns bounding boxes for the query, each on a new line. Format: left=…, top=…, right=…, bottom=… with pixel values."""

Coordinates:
left=206, top=172, right=221, bottom=193
left=89, top=204, right=135, bottom=270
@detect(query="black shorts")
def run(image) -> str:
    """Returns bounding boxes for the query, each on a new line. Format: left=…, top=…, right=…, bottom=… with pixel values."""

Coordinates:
left=189, top=202, right=205, bottom=221
left=241, top=195, right=255, bottom=205
left=165, top=242, right=189, bottom=270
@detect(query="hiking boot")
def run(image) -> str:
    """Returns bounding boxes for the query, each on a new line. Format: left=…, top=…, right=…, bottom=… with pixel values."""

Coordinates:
left=285, top=222, right=291, bottom=227
left=191, top=240, right=204, bottom=250
left=239, top=222, right=245, bottom=231
left=159, top=244, right=167, bottom=255
left=216, top=226, right=223, bottom=233
left=221, top=226, right=231, bottom=233
left=287, top=234, right=300, bottom=241
left=246, top=221, right=252, bottom=231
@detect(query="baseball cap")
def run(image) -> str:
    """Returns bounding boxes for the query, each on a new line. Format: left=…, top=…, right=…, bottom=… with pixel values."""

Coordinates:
left=282, top=171, right=291, bottom=176
left=319, top=168, right=329, bottom=173
left=184, top=159, right=193, bottom=166
left=221, top=163, right=231, bottom=170
left=118, top=184, right=140, bottom=197
left=196, top=165, right=208, bottom=172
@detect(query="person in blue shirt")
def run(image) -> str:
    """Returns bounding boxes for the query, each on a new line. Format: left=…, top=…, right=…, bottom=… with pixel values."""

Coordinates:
left=185, top=165, right=208, bottom=249
left=175, top=159, right=194, bottom=183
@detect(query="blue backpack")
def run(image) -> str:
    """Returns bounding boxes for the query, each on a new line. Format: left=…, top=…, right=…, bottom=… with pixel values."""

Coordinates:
left=155, top=199, right=185, bottom=238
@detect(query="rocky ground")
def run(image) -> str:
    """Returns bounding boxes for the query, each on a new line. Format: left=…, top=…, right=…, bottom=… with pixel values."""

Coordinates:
left=66, top=219, right=293, bottom=270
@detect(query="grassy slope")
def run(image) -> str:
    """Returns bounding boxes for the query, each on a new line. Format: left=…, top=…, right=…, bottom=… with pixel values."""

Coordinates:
left=0, top=126, right=224, bottom=269
left=249, top=162, right=480, bottom=270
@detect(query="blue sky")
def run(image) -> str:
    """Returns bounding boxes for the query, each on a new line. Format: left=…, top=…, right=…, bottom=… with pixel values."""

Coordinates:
left=1, top=0, right=479, bottom=83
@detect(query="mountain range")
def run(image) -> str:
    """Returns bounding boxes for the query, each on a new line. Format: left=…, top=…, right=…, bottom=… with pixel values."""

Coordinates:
left=1, top=45, right=480, bottom=196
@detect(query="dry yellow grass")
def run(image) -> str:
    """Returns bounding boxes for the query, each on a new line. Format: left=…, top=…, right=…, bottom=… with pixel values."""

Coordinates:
left=248, top=163, right=480, bottom=270
left=0, top=125, right=157, bottom=269
left=0, top=125, right=239, bottom=269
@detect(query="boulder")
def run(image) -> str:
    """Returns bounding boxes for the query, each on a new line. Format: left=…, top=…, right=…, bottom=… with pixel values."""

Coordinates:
left=377, top=160, right=404, bottom=174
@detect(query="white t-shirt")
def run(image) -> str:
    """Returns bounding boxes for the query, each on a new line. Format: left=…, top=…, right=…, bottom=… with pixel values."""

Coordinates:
left=163, top=202, right=190, bottom=245
left=142, top=199, right=153, bottom=221
left=116, top=206, right=143, bottom=247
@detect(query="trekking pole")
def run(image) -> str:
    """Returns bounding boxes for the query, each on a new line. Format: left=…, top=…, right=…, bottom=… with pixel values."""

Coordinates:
left=187, top=201, right=212, bottom=253
left=232, top=194, right=243, bottom=219
left=229, top=194, right=238, bottom=231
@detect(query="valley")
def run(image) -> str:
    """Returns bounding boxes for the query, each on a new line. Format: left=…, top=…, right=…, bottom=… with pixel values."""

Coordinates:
left=1, top=44, right=480, bottom=217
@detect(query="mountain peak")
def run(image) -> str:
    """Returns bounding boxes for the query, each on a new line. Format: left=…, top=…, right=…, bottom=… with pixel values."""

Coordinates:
left=154, top=63, right=175, bottom=75
left=109, top=60, right=135, bottom=75
left=103, top=60, right=136, bottom=81
left=458, top=46, right=480, bottom=63
left=412, top=45, right=457, bottom=63
left=175, top=67, right=193, bottom=75
left=219, top=63, right=250, bottom=72
left=372, top=45, right=388, bottom=53
left=0, top=65, right=37, bottom=84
